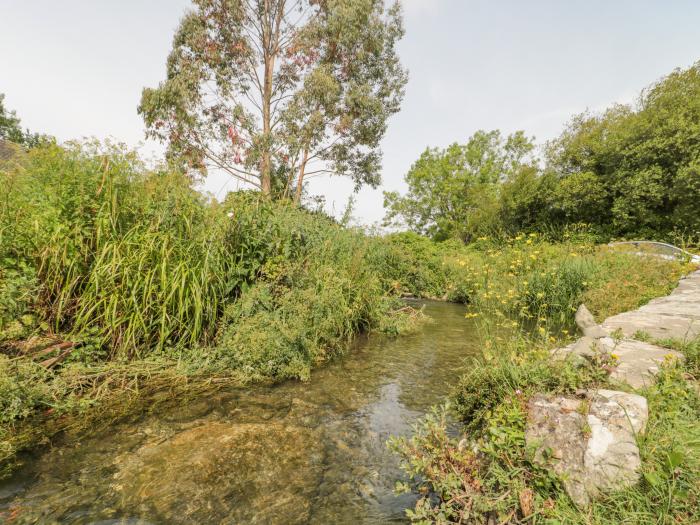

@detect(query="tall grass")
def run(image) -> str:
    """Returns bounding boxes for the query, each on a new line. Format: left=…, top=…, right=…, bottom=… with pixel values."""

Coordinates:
left=0, top=141, right=419, bottom=475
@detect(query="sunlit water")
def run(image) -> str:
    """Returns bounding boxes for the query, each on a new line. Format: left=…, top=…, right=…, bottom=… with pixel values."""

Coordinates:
left=1, top=301, right=480, bottom=524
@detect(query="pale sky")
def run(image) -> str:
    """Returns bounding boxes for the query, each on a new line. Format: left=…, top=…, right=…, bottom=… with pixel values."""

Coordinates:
left=2, top=1, right=700, bottom=225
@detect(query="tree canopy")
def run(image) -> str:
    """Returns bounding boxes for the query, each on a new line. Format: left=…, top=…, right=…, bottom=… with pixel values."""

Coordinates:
left=139, top=0, right=407, bottom=201
left=383, top=130, right=536, bottom=241
left=0, top=94, right=46, bottom=149
left=385, top=62, right=700, bottom=241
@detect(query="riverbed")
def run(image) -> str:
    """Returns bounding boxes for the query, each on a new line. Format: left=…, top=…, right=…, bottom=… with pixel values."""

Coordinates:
left=0, top=301, right=480, bottom=524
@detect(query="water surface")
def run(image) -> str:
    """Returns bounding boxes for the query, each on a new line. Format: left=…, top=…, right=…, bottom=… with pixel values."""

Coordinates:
left=1, top=301, right=479, bottom=524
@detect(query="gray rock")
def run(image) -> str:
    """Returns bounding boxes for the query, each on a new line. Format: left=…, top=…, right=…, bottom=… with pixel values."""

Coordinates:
left=597, top=337, right=684, bottom=389
left=575, top=304, right=608, bottom=339
left=526, top=390, right=648, bottom=507
left=602, top=270, right=700, bottom=342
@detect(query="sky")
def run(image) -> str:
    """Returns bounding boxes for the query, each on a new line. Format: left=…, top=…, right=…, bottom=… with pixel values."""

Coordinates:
left=2, top=0, right=700, bottom=225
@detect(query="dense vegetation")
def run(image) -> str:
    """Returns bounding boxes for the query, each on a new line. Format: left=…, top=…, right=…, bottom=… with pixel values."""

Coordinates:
left=390, top=250, right=699, bottom=524
left=386, top=62, right=700, bottom=242
left=392, top=345, right=700, bottom=524
left=0, top=141, right=418, bottom=475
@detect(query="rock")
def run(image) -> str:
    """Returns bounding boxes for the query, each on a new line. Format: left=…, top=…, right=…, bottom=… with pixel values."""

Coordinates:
left=526, top=390, right=648, bottom=507
left=111, top=421, right=323, bottom=524
left=597, top=337, right=684, bottom=389
left=553, top=336, right=683, bottom=390
left=569, top=336, right=606, bottom=358
left=602, top=270, right=700, bottom=342
left=575, top=304, right=608, bottom=339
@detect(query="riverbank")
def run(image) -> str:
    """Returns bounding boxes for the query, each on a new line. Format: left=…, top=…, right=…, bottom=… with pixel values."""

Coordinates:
left=392, top=266, right=700, bottom=524
left=1, top=142, right=695, bottom=487
left=0, top=301, right=477, bottom=524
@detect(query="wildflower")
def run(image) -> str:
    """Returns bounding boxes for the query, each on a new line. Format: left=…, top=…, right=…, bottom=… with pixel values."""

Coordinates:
left=536, top=292, right=545, bottom=299
left=227, top=211, right=234, bottom=218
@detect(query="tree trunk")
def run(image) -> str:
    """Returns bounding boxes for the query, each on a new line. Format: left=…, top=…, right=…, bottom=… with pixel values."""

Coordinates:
left=259, top=0, right=285, bottom=196
left=294, top=148, right=309, bottom=203
left=260, top=27, right=274, bottom=194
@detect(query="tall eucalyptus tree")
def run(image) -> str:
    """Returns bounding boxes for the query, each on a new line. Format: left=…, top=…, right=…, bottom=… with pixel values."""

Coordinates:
left=140, top=0, right=407, bottom=201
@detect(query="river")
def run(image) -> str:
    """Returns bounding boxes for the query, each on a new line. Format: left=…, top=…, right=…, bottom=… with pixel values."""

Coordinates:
left=0, top=301, right=480, bottom=524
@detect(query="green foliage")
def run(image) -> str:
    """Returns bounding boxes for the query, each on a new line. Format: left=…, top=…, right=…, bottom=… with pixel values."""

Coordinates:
left=0, top=93, right=49, bottom=148
left=384, top=130, right=536, bottom=241
left=386, top=62, right=700, bottom=241
left=0, top=355, right=51, bottom=424
left=369, top=232, right=454, bottom=299
left=211, top=197, right=412, bottom=381
left=0, top=140, right=424, bottom=475
left=139, top=0, right=407, bottom=199
left=452, top=335, right=603, bottom=434
left=1, top=142, right=232, bottom=358
left=0, top=263, right=39, bottom=345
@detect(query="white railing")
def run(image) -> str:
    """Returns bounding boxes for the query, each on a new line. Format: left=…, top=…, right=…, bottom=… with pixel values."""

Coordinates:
left=608, top=241, right=700, bottom=264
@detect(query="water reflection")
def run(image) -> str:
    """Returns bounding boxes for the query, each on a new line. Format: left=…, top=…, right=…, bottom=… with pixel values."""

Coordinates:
left=0, top=301, right=479, bottom=524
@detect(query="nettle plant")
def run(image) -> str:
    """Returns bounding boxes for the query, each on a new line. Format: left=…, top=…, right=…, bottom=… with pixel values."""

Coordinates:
left=140, top=0, right=407, bottom=201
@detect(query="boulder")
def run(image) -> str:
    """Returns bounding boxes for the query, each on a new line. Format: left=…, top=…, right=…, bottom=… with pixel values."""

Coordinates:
left=575, top=304, right=608, bottom=339
left=526, top=389, right=648, bottom=507
left=597, top=337, right=684, bottom=389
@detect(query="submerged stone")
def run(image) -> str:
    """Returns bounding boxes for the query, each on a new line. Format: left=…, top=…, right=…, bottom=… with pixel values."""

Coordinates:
left=526, top=389, right=648, bottom=507
left=111, top=421, right=323, bottom=524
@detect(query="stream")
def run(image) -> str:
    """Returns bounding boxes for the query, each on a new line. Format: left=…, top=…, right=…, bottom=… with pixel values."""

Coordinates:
left=0, top=301, right=480, bottom=524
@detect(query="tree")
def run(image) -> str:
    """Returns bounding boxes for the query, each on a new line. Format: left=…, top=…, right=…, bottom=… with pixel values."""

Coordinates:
left=546, top=62, right=700, bottom=236
left=139, top=0, right=407, bottom=201
left=383, top=130, right=535, bottom=241
left=0, top=94, right=28, bottom=145
left=0, top=94, right=48, bottom=149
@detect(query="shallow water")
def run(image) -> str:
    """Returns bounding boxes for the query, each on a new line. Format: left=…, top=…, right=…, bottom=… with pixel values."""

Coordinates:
left=1, top=301, right=480, bottom=524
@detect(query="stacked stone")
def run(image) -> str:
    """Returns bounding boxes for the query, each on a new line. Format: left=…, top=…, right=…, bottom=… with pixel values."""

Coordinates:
left=526, top=270, right=700, bottom=507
